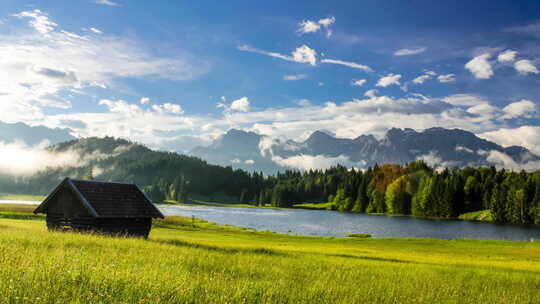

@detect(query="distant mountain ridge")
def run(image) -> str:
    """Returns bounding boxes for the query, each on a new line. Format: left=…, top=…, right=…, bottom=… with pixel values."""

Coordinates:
left=191, top=127, right=540, bottom=173
left=0, top=121, right=75, bottom=146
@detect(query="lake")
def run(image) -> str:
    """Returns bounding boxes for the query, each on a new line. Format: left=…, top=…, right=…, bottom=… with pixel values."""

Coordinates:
left=159, top=204, right=540, bottom=241
left=3, top=200, right=540, bottom=241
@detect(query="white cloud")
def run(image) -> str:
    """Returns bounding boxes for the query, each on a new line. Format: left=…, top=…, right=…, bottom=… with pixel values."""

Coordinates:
left=442, top=94, right=486, bottom=106
left=455, top=146, right=474, bottom=153
left=140, top=97, right=150, bottom=104
left=272, top=154, right=365, bottom=171
left=294, top=99, right=312, bottom=107
left=230, top=158, right=240, bottom=164
left=13, top=9, right=57, bottom=34
left=412, top=74, right=431, bottom=84
left=245, top=159, right=255, bottom=165
left=501, top=99, right=538, bottom=119
left=89, top=27, right=102, bottom=34
left=465, top=53, right=493, bottom=79
left=351, top=79, right=366, bottom=86
left=297, top=20, right=320, bottom=34
left=394, top=47, right=427, bottom=56
left=364, top=89, right=378, bottom=98
left=321, top=59, right=373, bottom=72
left=425, top=71, right=437, bottom=76
left=100, top=99, right=143, bottom=116
left=485, top=150, right=540, bottom=172
left=0, top=10, right=205, bottom=124
left=480, top=126, right=540, bottom=155
left=95, top=0, right=121, bottom=6
left=376, top=74, right=401, bottom=87
left=514, top=59, right=539, bottom=75
left=318, top=16, right=336, bottom=38
left=497, top=50, right=517, bottom=62
left=466, top=103, right=500, bottom=118
left=230, top=97, right=251, bottom=112
left=292, top=45, right=317, bottom=66
left=416, top=151, right=457, bottom=169
left=239, top=44, right=317, bottom=65
left=437, top=74, right=456, bottom=83
left=283, top=74, right=308, bottom=81
left=297, top=16, right=335, bottom=38
left=152, top=103, right=184, bottom=115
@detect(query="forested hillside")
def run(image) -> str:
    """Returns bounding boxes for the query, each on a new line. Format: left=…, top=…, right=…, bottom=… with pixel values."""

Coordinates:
left=2, top=137, right=539, bottom=225
left=0, top=137, right=261, bottom=203
left=255, top=162, right=540, bottom=225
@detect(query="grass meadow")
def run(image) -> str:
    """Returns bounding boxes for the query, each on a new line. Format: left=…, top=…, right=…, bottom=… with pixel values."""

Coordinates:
left=0, top=205, right=539, bottom=303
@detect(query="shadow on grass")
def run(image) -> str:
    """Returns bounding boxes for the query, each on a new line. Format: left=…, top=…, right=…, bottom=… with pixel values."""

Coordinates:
left=152, top=238, right=288, bottom=257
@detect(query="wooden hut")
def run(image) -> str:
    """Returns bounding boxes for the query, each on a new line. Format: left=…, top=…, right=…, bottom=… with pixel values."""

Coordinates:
left=34, top=178, right=164, bottom=238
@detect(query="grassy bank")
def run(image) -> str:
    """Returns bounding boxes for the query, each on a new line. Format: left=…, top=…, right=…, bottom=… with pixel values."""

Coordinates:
left=1, top=206, right=540, bottom=303
left=458, top=209, right=493, bottom=222
left=0, top=193, right=45, bottom=201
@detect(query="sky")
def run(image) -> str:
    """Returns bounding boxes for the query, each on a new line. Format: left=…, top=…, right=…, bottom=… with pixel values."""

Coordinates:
left=0, top=0, right=539, bottom=153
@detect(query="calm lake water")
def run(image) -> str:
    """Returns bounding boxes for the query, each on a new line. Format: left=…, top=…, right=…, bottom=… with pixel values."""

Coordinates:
left=159, top=205, right=540, bottom=241
left=3, top=200, right=540, bottom=241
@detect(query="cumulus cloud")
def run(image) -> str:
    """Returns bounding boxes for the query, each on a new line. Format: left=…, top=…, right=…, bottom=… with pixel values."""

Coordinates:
left=292, top=45, right=317, bottom=65
left=480, top=126, right=540, bottom=155
left=466, top=103, right=500, bottom=118
left=497, top=50, right=517, bottom=62
left=351, top=79, right=366, bottom=86
left=320, top=59, right=373, bottom=72
left=297, top=16, right=335, bottom=37
left=239, top=44, right=317, bottom=65
left=140, top=97, right=150, bottom=104
left=297, top=20, right=320, bottom=34
left=465, top=53, right=493, bottom=79
left=245, top=159, right=255, bottom=165
left=394, top=47, right=427, bottom=56
left=376, top=74, right=401, bottom=87
left=152, top=103, right=184, bottom=115
left=412, top=74, right=431, bottom=84
left=99, top=99, right=143, bottom=116
left=442, top=94, right=486, bottom=106
left=0, top=9, right=206, bottom=124
left=364, top=89, right=378, bottom=98
left=283, top=74, right=308, bottom=81
left=501, top=99, right=538, bottom=119
left=514, top=59, right=539, bottom=75
left=230, top=97, right=251, bottom=112
left=437, top=74, right=456, bottom=83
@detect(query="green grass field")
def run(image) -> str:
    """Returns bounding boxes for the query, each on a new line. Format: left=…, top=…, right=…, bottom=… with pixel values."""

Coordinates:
left=0, top=205, right=539, bottom=303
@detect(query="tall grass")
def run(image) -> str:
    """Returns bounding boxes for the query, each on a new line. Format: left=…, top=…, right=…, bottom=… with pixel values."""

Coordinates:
left=0, top=211, right=539, bottom=303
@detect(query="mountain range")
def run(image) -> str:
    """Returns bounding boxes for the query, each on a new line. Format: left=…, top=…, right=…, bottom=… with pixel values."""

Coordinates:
left=191, top=127, right=540, bottom=174
left=0, top=121, right=75, bottom=146
left=1, top=120, right=538, bottom=175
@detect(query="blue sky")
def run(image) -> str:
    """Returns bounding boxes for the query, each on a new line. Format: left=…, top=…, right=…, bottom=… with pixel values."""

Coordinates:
left=0, top=0, right=539, bottom=154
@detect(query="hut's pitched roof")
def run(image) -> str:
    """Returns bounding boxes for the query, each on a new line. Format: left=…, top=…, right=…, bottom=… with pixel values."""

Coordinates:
left=34, top=178, right=164, bottom=218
